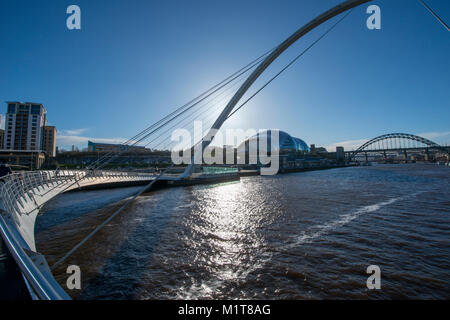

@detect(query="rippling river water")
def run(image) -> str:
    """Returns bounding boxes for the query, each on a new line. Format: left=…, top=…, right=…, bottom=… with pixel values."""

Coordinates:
left=35, top=164, right=450, bottom=299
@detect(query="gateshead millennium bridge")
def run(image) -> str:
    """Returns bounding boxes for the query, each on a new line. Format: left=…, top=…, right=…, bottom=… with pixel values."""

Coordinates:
left=1, top=0, right=448, bottom=300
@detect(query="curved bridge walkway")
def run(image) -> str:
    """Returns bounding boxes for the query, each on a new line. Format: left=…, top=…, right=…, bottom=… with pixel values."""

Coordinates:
left=0, top=170, right=155, bottom=300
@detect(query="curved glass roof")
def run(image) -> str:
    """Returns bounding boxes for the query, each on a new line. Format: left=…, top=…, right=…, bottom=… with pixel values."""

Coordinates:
left=241, top=130, right=310, bottom=153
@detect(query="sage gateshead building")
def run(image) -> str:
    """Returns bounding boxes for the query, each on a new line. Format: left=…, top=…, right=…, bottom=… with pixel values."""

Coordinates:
left=239, top=130, right=310, bottom=164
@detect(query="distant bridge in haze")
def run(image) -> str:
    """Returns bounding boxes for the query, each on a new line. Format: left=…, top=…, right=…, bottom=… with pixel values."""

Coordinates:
left=347, top=133, right=450, bottom=162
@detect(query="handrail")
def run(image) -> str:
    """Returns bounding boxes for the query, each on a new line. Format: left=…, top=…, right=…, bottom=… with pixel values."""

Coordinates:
left=0, top=214, right=71, bottom=300
left=0, top=169, right=155, bottom=300
left=0, top=170, right=155, bottom=218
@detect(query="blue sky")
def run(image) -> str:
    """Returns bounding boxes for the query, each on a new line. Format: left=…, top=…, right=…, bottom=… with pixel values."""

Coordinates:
left=0, top=0, right=449, bottom=151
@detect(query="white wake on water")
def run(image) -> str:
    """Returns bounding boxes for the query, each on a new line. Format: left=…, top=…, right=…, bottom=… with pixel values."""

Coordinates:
left=285, top=196, right=407, bottom=248
left=178, top=191, right=425, bottom=298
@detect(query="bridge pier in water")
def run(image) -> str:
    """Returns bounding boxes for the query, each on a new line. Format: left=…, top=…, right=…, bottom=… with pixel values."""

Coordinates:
left=425, top=148, right=430, bottom=162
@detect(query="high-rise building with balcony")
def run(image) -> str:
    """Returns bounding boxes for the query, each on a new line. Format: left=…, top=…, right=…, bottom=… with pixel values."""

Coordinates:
left=4, top=102, right=47, bottom=151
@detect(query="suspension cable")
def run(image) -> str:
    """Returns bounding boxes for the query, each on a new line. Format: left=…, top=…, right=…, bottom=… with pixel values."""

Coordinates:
left=86, top=48, right=274, bottom=170
left=418, top=0, right=450, bottom=31
left=47, top=50, right=279, bottom=267
left=49, top=7, right=356, bottom=271
left=87, top=50, right=272, bottom=170
left=50, top=165, right=173, bottom=271
left=39, top=49, right=273, bottom=198
left=145, top=77, right=247, bottom=150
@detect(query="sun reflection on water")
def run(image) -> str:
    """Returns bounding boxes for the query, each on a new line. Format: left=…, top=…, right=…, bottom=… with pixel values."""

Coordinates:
left=177, top=180, right=276, bottom=298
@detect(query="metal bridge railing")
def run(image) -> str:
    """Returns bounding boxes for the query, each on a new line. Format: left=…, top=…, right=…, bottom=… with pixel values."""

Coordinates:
left=0, top=213, right=72, bottom=300
left=0, top=169, right=155, bottom=300
left=0, top=170, right=154, bottom=220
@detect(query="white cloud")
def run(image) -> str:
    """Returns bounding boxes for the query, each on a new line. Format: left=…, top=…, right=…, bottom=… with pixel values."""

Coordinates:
left=56, top=132, right=127, bottom=150
left=325, top=138, right=368, bottom=152
left=62, top=128, right=89, bottom=136
left=417, top=131, right=450, bottom=141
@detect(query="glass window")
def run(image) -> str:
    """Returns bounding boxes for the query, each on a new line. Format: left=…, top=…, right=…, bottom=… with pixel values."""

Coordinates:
left=31, top=105, right=41, bottom=115
left=7, top=104, right=16, bottom=113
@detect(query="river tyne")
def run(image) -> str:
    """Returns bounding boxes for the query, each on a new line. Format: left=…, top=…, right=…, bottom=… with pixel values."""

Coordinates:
left=35, top=163, right=449, bottom=299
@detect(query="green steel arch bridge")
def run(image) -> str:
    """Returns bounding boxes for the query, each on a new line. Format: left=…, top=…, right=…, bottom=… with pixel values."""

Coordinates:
left=347, top=133, right=450, bottom=162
